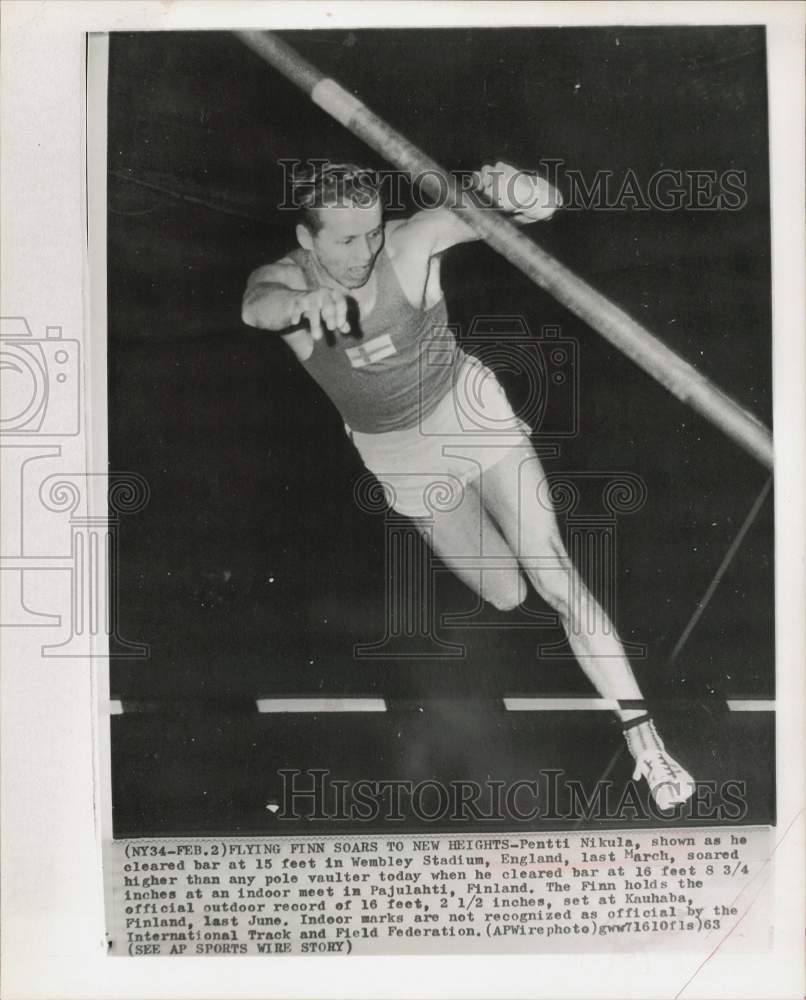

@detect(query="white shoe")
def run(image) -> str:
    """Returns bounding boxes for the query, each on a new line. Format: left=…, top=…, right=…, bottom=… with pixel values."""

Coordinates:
left=624, top=718, right=696, bottom=812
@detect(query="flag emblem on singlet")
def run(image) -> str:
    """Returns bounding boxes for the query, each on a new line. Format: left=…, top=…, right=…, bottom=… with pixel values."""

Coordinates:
left=345, top=333, right=397, bottom=369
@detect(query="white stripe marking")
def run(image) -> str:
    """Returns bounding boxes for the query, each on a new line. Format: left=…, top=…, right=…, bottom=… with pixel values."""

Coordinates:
left=726, top=700, right=775, bottom=712
left=256, top=698, right=387, bottom=713
left=504, top=697, right=620, bottom=712
left=504, top=698, right=775, bottom=712
left=109, top=700, right=123, bottom=715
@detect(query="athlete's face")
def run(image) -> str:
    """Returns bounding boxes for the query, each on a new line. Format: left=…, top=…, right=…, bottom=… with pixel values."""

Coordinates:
left=298, top=201, right=384, bottom=289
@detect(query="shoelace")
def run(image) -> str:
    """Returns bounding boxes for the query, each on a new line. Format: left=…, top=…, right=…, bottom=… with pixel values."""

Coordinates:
left=625, top=720, right=681, bottom=784
left=630, top=748, right=682, bottom=783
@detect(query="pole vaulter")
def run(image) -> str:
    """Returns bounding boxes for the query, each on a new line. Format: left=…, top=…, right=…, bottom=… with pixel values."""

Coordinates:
left=236, top=29, right=773, bottom=471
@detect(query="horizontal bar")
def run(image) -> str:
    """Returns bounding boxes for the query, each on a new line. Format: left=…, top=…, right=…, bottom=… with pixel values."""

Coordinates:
left=504, top=697, right=620, bottom=712
left=506, top=697, right=774, bottom=712
left=106, top=698, right=773, bottom=715
left=725, top=700, right=775, bottom=712
left=256, top=698, right=387, bottom=713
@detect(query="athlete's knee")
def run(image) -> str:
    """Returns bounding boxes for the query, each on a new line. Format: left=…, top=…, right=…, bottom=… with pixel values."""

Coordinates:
left=524, top=533, right=572, bottom=613
left=484, top=571, right=528, bottom=612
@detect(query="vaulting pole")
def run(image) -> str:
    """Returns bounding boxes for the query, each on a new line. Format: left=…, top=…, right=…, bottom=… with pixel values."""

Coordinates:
left=236, top=30, right=774, bottom=470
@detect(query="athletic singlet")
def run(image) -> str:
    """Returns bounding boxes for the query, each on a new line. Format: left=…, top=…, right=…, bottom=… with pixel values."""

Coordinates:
left=285, top=247, right=464, bottom=434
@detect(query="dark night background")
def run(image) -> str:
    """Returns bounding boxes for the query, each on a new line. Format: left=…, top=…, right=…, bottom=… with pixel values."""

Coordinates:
left=107, top=27, right=774, bottom=836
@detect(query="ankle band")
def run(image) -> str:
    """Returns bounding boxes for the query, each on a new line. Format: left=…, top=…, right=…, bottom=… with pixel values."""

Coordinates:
left=622, top=713, right=651, bottom=732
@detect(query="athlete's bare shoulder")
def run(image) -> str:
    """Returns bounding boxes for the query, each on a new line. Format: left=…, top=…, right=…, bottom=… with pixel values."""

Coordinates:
left=384, top=208, right=475, bottom=260
left=245, top=255, right=308, bottom=292
left=384, top=214, right=442, bottom=263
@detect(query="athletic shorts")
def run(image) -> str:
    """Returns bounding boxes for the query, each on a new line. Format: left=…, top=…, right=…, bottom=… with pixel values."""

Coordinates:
left=347, top=355, right=532, bottom=518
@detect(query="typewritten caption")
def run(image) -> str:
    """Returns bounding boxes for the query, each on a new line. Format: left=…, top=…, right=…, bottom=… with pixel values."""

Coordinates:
left=105, top=828, right=771, bottom=957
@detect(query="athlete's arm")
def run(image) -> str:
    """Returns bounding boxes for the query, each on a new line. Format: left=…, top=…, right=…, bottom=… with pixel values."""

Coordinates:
left=394, top=161, right=563, bottom=257
left=241, top=260, right=350, bottom=359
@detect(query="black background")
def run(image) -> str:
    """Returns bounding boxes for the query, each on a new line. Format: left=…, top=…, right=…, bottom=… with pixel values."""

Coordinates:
left=107, top=27, right=774, bottom=836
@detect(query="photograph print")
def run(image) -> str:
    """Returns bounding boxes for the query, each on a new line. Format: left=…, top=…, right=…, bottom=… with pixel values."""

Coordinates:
left=106, top=24, right=775, bottom=839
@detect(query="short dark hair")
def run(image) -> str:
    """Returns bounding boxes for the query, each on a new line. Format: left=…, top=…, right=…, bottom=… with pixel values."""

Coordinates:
left=292, top=162, right=381, bottom=233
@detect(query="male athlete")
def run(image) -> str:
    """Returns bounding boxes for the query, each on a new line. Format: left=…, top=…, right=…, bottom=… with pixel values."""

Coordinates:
left=242, top=161, right=696, bottom=812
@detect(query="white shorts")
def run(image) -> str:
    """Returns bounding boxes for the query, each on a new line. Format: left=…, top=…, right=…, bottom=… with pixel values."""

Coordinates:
left=348, top=355, right=532, bottom=518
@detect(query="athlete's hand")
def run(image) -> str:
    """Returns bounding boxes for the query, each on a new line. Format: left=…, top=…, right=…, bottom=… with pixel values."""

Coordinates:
left=290, top=288, right=351, bottom=342
left=474, top=161, right=561, bottom=220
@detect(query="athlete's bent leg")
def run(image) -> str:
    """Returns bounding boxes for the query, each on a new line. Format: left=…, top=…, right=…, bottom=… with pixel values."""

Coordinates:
left=478, top=447, right=645, bottom=723
left=476, top=445, right=695, bottom=810
left=409, top=477, right=527, bottom=613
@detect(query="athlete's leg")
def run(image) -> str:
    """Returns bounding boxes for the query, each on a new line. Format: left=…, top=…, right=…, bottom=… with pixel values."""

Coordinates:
left=409, top=478, right=527, bottom=613
left=475, top=446, right=646, bottom=724
left=475, top=444, right=695, bottom=810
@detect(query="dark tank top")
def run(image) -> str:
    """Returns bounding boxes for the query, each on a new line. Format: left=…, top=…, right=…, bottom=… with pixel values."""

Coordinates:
left=287, top=247, right=463, bottom=434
